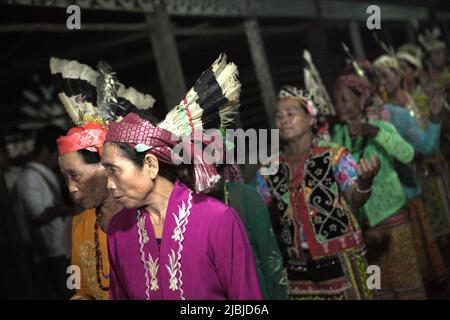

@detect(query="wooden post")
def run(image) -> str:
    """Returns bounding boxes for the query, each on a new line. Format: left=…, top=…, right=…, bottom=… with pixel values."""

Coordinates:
left=145, top=1, right=186, bottom=110
left=349, top=20, right=366, bottom=59
left=244, top=18, right=277, bottom=128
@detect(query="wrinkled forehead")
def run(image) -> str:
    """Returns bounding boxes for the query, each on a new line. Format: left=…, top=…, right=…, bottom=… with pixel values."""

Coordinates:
left=102, top=143, right=121, bottom=163
left=58, top=150, right=84, bottom=170
left=101, top=142, right=135, bottom=168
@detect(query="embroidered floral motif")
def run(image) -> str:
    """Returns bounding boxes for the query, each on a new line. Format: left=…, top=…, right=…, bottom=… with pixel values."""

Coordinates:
left=137, top=189, right=193, bottom=300
left=166, top=249, right=179, bottom=291
left=80, top=240, right=104, bottom=298
left=138, top=215, right=149, bottom=244
left=147, top=254, right=160, bottom=291
left=268, top=250, right=283, bottom=273
left=170, top=190, right=193, bottom=300
left=172, top=201, right=189, bottom=242
left=137, top=211, right=154, bottom=300
left=280, top=267, right=289, bottom=287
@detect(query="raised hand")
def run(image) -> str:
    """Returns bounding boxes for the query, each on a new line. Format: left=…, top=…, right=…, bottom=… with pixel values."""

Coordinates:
left=428, top=87, right=445, bottom=123
left=356, top=155, right=380, bottom=191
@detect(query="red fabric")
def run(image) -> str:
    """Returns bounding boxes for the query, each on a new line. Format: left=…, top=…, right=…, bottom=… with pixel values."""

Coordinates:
left=57, top=122, right=107, bottom=156
left=337, top=74, right=374, bottom=95
left=106, top=113, right=176, bottom=165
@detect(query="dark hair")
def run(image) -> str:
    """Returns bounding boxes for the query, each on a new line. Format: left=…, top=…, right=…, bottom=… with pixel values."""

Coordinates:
left=346, top=84, right=376, bottom=111
left=77, top=148, right=101, bottom=164
left=113, top=142, right=192, bottom=187
left=34, top=125, right=65, bottom=154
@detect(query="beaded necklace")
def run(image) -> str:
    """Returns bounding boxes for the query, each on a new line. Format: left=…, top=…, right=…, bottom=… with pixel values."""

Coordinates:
left=94, top=207, right=109, bottom=291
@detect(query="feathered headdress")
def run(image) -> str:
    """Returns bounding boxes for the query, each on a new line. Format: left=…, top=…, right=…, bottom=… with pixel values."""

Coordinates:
left=303, top=49, right=335, bottom=116
left=371, top=34, right=401, bottom=71
left=396, top=43, right=423, bottom=70
left=418, top=27, right=446, bottom=53
left=106, top=53, right=242, bottom=193
left=50, top=57, right=155, bottom=156
left=49, top=57, right=155, bottom=127
left=159, top=54, right=240, bottom=135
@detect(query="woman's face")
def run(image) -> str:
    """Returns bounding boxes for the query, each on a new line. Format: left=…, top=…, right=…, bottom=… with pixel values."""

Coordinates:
left=101, top=143, right=156, bottom=209
left=275, top=98, right=313, bottom=141
left=430, top=47, right=447, bottom=70
left=378, top=67, right=402, bottom=95
left=333, top=84, right=363, bottom=123
left=59, top=151, right=107, bottom=209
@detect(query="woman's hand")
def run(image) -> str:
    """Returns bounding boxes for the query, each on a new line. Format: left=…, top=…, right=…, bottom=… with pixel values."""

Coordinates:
left=356, top=155, right=380, bottom=191
left=428, top=87, right=446, bottom=123
left=345, top=155, right=380, bottom=209
left=348, top=120, right=379, bottom=138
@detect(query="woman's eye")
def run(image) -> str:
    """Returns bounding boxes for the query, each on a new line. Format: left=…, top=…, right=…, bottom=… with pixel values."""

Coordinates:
left=70, top=174, right=80, bottom=182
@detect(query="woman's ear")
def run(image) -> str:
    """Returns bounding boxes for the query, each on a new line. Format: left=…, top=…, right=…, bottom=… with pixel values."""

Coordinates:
left=144, top=154, right=159, bottom=180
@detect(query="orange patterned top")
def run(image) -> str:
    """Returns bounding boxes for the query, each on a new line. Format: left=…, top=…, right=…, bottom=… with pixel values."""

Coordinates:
left=71, top=208, right=109, bottom=300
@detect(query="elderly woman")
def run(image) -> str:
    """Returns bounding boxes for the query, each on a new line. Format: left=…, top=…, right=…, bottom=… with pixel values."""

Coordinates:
left=101, top=56, right=262, bottom=300
left=252, top=86, right=379, bottom=300
left=331, top=75, right=428, bottom=299
left=58, top=123, right=123, bottom=300
left=51, top=57, right=156, bottom=299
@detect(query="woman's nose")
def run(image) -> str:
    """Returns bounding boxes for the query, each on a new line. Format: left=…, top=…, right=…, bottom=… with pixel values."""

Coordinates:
left=107, top=176, right=117, bottom=191
left=279, top=116, right=289, bottom=125
left=68, top=181, right=78, bottom=194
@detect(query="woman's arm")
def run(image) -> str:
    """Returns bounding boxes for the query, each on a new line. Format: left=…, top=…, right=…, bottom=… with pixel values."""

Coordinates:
left=334, top=149, right=380, bottom=209
left=366, top=121, right=414, bottom=164
left=386, top=104, right=441, bottom=156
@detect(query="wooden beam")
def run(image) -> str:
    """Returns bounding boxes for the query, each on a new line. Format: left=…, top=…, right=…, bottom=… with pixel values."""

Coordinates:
left=0, top=21, right=311, bottom=35
left=5, top=0, right=430, bottom=20
left=0, top=23, right=147, bottom=32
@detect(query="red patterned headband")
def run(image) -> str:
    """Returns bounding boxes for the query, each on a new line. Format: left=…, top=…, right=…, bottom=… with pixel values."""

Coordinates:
left=57, top=122, right=107, bottom=156
left=105, top=113, right=177, bottom=165
left=105, top=113, right=221, bottom=193
left=336, top=74, right=374, bottom=95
